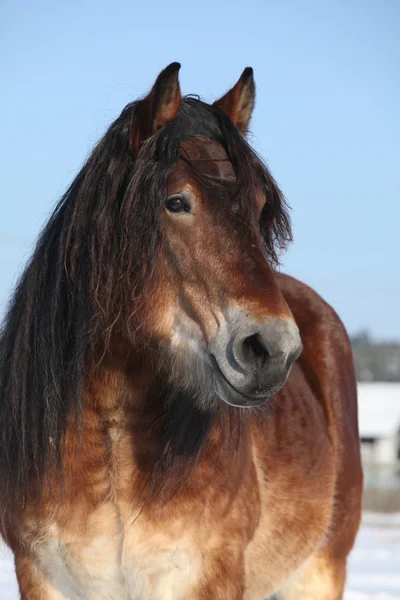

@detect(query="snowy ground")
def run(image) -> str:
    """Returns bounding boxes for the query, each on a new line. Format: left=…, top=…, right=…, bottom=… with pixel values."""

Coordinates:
left=345, top=513, right=400, bottom=600
left=1, top=513, right=399, bottom=599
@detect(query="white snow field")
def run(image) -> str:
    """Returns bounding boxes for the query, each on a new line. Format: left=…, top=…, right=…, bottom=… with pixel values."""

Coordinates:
left=0, top=513, right=399, bottom=599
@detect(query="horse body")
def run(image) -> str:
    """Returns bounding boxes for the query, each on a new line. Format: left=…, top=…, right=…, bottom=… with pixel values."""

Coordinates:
left=7, top=275, right=361, bottom=599
left=0, top=64, right=362, bottom=599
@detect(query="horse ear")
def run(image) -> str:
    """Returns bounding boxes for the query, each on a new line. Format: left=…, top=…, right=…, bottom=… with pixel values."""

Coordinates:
left=213, top=68, right=255, bottom=135
left=130, top=62, right=182, bottom=153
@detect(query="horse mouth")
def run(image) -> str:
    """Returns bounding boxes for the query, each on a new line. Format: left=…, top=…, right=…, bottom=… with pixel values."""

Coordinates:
left=210, top=355, right=269, bottom=408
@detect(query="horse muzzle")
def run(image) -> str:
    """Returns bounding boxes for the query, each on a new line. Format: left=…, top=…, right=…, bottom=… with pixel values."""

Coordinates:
left=209, top=312, right=302, bottom=407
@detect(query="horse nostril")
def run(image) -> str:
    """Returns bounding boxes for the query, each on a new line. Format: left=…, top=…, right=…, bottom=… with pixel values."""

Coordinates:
left=242, top=334, right=269, bottom=369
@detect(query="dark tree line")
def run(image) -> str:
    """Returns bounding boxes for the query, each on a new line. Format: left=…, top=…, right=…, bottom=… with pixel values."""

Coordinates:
left=352, top=331, right=400, bottom=382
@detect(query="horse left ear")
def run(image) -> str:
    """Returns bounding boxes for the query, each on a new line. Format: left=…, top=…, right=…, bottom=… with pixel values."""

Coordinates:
left=130, top=62, right=182, bottom=153
left=213, top=67, right=255, bottom=135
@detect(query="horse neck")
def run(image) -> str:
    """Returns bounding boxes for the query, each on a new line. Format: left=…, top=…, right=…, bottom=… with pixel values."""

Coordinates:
left=85, top=351, right=162, bottom=455
left=82, top=352, right=252, bottom=504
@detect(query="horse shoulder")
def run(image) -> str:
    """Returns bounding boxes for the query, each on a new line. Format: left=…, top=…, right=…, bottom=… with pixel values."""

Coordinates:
left=244, top=275, right=362, bottom=597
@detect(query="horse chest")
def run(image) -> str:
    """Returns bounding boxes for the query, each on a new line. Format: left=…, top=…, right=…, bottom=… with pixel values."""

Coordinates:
left=25, top=393, right=333, bottom=599
left=29, top=423, right=205, bottom=600
left=31, top=501, right=203, bottom=599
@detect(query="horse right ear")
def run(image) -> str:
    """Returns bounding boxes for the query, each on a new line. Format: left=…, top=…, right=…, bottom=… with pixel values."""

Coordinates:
left=213, top=68, right=255, bottom=135
left=130, top=62, right=182, bottom=154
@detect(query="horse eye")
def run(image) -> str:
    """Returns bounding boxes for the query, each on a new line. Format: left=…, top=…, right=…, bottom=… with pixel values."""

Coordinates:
left=165, top=195, right=190, bottom=214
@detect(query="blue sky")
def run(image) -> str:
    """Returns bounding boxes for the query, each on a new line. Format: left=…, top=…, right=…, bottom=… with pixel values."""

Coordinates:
left=1, top=0, right=399, bottom=338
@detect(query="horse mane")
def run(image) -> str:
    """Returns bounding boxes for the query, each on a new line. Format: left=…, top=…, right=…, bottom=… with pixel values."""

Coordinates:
left=0, top=97, right=291, bottom=507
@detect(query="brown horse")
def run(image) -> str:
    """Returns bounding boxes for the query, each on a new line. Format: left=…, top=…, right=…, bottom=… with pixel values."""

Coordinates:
left=0, top=63, right=362, bottom=599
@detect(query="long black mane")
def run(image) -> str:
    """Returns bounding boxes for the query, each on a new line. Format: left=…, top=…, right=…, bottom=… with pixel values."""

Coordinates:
left=0, top=97, right=291, bottom=506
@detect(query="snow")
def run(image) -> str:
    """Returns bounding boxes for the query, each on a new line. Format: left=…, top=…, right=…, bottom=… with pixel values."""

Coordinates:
left=344, top=513, right=400, bottom=600
left=1, top=513, right=400, bottom=598
left=0, top=544, right=18, bottom=600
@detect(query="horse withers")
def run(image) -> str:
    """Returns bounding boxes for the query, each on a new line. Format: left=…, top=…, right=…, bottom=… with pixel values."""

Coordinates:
left=0, top=63, right=362, bottom=599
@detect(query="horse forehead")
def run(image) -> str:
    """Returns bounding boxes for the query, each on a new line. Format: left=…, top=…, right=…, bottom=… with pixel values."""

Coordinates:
left=179, top=137, right=236, bottom=181
left=181, top=138, right=228, bottom=161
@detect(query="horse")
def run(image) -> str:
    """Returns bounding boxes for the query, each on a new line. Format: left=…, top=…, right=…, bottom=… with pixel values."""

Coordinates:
left=0, top=63, right=362, bottom=599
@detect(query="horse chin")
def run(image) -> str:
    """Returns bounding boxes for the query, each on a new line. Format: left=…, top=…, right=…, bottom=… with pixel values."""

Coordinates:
left=212, top=369, right=269, bottom=408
